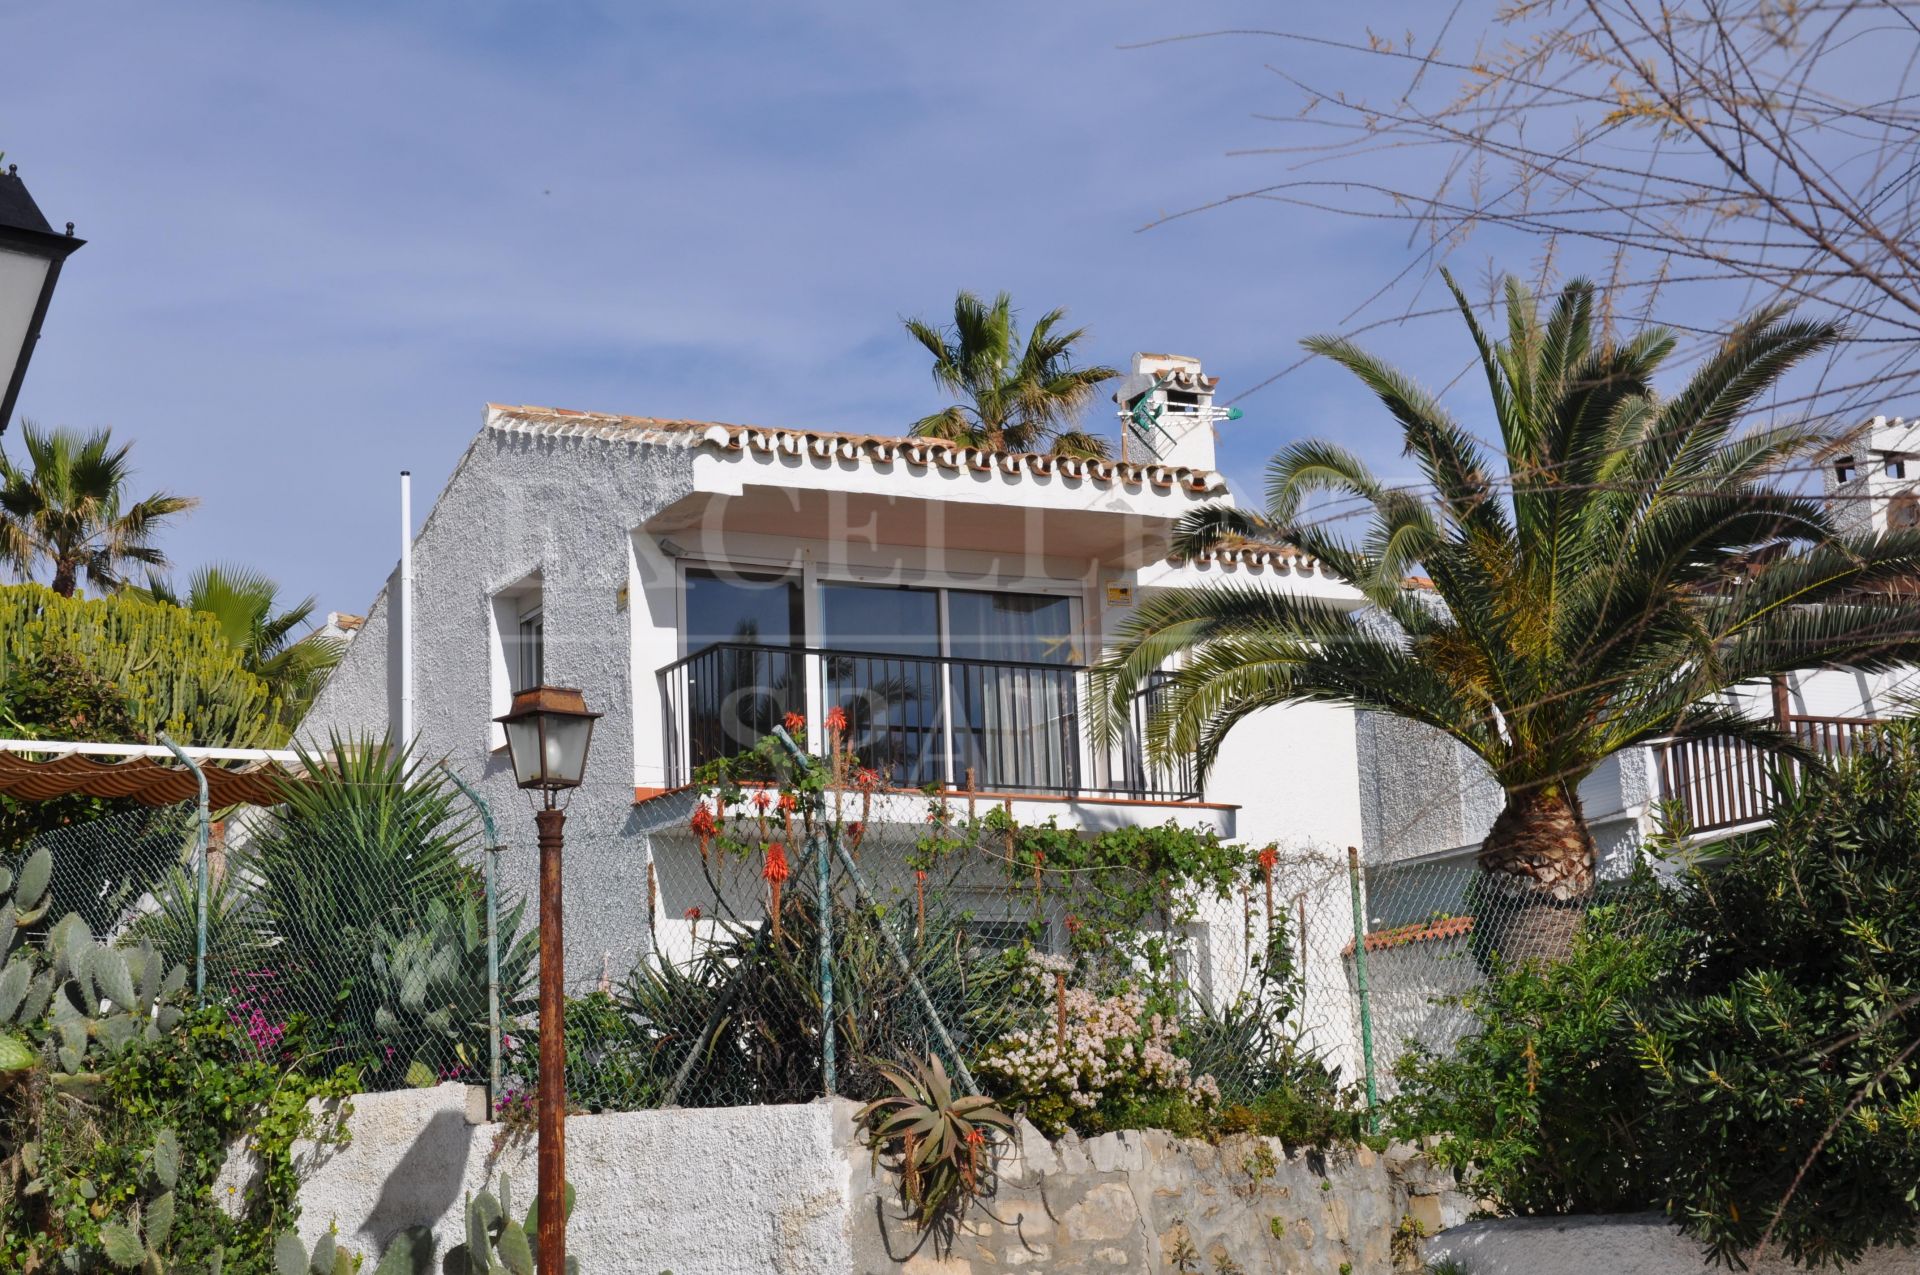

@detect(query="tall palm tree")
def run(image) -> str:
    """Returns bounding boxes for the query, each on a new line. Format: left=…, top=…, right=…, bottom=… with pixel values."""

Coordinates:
left=0, top=421, right=196, bottom=596
left=142, top=563, right=343, bottom=727
left=906, top=290, right=1120, bottom=459
left=1095, top=273, right=1920, bottom=904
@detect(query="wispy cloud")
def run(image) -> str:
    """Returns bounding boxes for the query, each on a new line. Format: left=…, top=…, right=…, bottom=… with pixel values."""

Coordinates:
left=6, top=0, right=1462, bottom=611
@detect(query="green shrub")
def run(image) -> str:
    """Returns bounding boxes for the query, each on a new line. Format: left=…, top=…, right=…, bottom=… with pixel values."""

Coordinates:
left=1388, top=885, right=1684, bottom=1215
left=0, top=582, right=275, bottom=747
left=1631, top=724, right=1920, bottom=1269
left=1, top=1009, right=358, bottom=1274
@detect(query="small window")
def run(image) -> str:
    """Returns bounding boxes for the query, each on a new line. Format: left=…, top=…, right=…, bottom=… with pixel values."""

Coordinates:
left=1889, top=458, right=1908, bottom=480
left=514, top=607, right=544, bottom=691
left=1163, top=389, right=1201, bottom=414
left=490, top=572, right=544, bottom=748
left=1836, top=456, right=1856, bottom=483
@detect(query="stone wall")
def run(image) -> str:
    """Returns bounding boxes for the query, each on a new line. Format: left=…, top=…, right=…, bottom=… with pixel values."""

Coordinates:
left=848, top=1121, right=1468, bottom=1274
left=268, top=1084, right=1469, bottom=1275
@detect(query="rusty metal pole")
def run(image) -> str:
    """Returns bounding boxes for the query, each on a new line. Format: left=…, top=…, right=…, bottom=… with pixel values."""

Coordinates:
left=535, top=804, right=567, bottom=1275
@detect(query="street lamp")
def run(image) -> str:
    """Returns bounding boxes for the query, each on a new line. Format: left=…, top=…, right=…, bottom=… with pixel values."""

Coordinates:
left=494, top=685, right=599, bottom=1275
left=0, top=165, right=83, bottom=436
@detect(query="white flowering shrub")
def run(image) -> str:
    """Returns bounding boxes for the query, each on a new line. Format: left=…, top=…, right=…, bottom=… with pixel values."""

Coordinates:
left=976, top=954, right=1220, bottom=1137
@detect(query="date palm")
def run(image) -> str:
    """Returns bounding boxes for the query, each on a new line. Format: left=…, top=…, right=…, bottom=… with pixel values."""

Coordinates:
left=906, top=290, right=1119, bottom=459
left=142, top=563, right=343, bottom=730
left=1095, top=272, right=1920, bottom=904
left=0, top=421, right=196, bottom=596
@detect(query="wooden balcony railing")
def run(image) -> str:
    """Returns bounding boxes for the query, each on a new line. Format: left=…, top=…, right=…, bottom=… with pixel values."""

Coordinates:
left=657, top=641, right=1199, bottom=801
left=1651, top=714, right=1884, bottom=834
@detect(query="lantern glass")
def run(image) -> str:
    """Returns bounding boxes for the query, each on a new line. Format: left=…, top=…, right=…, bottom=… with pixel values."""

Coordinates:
left=495, top=686, right=599, bottom=791
left=540, top=713, right=594, bottom=787
left=0, top=247, right=52, bottom=404
left=503, top=715, right=548, bottom=787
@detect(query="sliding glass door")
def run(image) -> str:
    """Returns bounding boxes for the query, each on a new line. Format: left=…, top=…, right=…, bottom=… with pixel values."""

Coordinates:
left=819, top=584, right=943, bottom=787
left=679, top=568, right=804, bottom=769
left=946, top=590, right=1079, bottom=791
left=672, top=570, right=1084, bottom=792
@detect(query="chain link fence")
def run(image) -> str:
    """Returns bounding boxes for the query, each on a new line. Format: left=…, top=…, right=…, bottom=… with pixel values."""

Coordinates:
left=3, top=761, right=1672, bottom=1124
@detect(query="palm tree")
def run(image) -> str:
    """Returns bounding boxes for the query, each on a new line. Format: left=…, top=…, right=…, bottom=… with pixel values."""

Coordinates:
left=142, top=563, right=343, bottom=727
left=906, top=291, right=1120, bottom=459
left=1095, top=273, right=1920, bottom=906
left=0, top=421, right=196, bottom=596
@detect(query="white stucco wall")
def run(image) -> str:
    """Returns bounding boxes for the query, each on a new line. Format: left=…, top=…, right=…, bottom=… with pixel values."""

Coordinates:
left=299, top=422, right=698, bottom=983
left=283, top=1084, right=854, bottom=1275
left=281, top=1083, right=1470, bottom=1275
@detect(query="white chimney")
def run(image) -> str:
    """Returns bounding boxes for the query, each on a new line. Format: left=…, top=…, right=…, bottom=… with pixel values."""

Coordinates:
left=1112, top=353, right=1234, bottom=471
left=1825, top=414, right=1920, bottom=536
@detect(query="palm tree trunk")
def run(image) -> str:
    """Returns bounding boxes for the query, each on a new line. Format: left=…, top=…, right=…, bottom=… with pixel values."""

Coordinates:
left=1477, top=786, right=1596, bottom=899
left=1472, top=786, right=1596, bottom=965
left=50, top=561, right=77, bottom=597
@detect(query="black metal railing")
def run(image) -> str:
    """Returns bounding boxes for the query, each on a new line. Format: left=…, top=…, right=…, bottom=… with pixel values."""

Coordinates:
left=657, top=641, right=1201, bottom=801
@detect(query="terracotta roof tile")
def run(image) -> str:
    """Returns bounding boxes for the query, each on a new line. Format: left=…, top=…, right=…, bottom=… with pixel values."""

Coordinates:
left=485, top=404, right=1227, bottom=495
left=1342, top=914, right=1475, bottom=956
left=0, top=752, right=293, bottom=807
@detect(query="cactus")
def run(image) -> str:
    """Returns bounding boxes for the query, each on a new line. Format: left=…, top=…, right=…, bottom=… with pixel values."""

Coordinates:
left=265, top=1225, right=431, bottom=1275
left=0, top=847, right=54, bottom=1078
left=97, top=1128, right=181, bottom=1273
left=271, top=1230, right=359, bottom=1275
left=1, top=844, right=191, bottom=1090
left=444, top=1174, right=579, bottom=1275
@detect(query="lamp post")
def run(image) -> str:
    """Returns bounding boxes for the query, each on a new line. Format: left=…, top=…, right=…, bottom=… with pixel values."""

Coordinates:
left=0, top=165, right=83, bottom=435
left=494, top=686, right=599, bottom=1275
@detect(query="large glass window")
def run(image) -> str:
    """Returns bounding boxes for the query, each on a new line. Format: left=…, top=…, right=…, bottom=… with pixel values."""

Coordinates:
left=677, top=569, right=804, bottom=770
left=670, top=573, right=1084, bottom=792
left=820, top=585, right=943, bottom=786
left=946, top=590, right=1078, bottom=791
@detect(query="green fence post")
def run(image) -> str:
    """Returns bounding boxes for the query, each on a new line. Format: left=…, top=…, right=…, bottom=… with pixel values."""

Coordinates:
left=444, top=767, right=504, bottom=1113
left=816, top=818, right=835, bottom=1097
left=158, top=735, right=210, bottom=1009
left=1347, top=846, right=1380, bottom=1132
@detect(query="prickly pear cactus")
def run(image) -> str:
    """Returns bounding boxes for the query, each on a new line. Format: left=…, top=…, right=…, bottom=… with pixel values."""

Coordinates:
left=0, top=847, right=54, bottom=1075
left=444, top=1174, right=580, bottom=1275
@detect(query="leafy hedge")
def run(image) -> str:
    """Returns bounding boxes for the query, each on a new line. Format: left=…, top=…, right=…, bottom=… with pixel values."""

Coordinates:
left=1392, top=723, right=1920, bottom=1269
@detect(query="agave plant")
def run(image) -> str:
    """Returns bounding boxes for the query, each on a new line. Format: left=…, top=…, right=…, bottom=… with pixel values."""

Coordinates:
left=244, top=734, right=475, bottom=1068
left=855, top=1054, right=1013, bottom=1233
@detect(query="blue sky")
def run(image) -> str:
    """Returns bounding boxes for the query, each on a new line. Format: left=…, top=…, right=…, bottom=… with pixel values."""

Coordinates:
left=6, top=1, right=1575, bottom=615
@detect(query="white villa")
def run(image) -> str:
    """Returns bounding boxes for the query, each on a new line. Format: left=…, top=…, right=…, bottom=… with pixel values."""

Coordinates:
left=296, top=360, right=1920, bottom=1012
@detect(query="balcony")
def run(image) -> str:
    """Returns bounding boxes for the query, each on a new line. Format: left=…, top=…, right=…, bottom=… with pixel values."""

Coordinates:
left=1651, top=714, right=1884, bottom=835
left=657, top=641, right=1198, bottom=801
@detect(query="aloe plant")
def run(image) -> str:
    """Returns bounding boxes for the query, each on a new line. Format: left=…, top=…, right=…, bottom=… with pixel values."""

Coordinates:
left=855, top=1055, right=1012, bottom=1232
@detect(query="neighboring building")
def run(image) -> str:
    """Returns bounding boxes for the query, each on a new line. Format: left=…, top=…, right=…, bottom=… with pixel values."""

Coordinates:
left=298, top=356, right=1373, bottom=994
left=316, top=611, right=364, bottom=648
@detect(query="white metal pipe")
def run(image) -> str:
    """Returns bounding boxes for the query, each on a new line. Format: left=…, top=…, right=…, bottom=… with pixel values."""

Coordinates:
left=400, top=469, right=414, bottom=749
